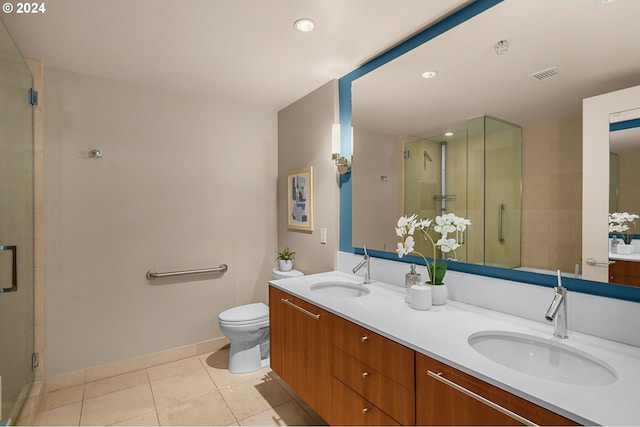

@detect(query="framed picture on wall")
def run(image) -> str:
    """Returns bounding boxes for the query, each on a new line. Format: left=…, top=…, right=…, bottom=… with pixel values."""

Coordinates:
left=287, top=166, right=313, bottom=231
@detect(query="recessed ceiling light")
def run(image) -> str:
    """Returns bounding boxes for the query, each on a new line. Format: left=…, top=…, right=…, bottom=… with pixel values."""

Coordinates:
left=421, top=71, right=437, bottom=79
left=444, top=132, right=454, bottom=137
left=294, top=18, right=315, bottom=32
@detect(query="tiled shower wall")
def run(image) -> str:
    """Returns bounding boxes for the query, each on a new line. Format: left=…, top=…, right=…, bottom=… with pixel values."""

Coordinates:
left=521, top=114, right=582, bottom=274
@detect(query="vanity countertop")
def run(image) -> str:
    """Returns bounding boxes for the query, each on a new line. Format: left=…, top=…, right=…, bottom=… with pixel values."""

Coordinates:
left=609, top=251, right=640, bottom=262
left=269, top=271, right=640, bottom=426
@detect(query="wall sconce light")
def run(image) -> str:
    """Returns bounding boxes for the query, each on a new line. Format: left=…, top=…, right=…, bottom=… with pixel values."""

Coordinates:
left=332, top=123, right=353, bottom=174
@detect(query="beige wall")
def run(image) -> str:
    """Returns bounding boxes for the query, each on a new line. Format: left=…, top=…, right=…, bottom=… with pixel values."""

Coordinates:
left=44, top=68, right=278, bottom=375
left=352, top=128, right=398, bottom=252
left=277, top=81, right=338, bottom=274
left=521, top=114, right=582, bottom=273
left=617, top=151, right=640, bottom=214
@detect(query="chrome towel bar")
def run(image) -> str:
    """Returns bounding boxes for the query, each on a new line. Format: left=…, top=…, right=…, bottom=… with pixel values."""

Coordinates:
left=146, top=264, right=228, bottom=280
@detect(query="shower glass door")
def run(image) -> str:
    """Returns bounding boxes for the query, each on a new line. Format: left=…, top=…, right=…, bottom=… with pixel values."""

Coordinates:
left=0, top=19, right=35, bottom=424
left=468, top=116, right=522, bottom=268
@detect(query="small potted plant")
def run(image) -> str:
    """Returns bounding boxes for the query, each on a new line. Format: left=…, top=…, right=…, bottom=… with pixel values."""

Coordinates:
left=275, top=247, right=296, bottom=272
left=395, top=213, right=471, bottom=305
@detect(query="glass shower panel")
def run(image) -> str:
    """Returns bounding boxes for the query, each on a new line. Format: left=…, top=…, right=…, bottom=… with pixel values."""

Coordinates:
left=403, top=131, right=469, bottom=262
left=0, top=19, right=35, bottom=424
left=484, top=117, right=522, bottom=268
left=466, top=119, right=486, bottom=265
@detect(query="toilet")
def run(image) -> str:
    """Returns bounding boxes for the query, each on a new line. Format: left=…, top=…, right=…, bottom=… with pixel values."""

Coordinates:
left=218, top=303, right=270, bottom=374
left=218, top=268, right=303, bottom=374
left=271, top=268, right=304, bottom=280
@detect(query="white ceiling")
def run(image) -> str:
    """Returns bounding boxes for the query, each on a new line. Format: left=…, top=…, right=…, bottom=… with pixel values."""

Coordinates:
left=2, top=0, right=470, bottom=111
left=352, top=0, right=640, bottom=140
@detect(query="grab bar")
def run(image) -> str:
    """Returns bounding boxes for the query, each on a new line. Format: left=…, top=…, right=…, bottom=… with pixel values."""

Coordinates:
left=146, top=264, right=228, bottom=280
left=498, top=203, right=506, bottom=244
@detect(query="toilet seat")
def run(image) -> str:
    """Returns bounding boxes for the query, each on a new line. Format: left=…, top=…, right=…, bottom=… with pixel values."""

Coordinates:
left=219, top=302, right=268, bottom=325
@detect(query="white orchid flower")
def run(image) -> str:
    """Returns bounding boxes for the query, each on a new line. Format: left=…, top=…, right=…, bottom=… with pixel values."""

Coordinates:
left=417, top=218, right=432, bottom=230
left=396, top=235, right=415, bottom=257
left=434, top=215, right=456, bottom=235
left=437, top=237, right=459, bottom=253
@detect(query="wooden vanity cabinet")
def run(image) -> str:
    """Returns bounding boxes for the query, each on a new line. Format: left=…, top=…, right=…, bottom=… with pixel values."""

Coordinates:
left=331, top=315, right=415, bottom=426
left=271, top=285, right=578, bottom=426
left=609, top=259, right=640, bottom=287
left=269, top=286, right=334, bottom=420
left=416, top=353, right=578, bottom=426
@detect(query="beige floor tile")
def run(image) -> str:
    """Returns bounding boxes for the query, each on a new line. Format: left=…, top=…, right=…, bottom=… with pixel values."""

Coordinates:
left=239, top=400, right=321, bottom=426
left=157, top=391, right=236, bottom=426
left=199, top=347, right=230, bottom=367
left=295, top=398, right=327, bottom=425
left=84, top=369, right=149, bottom=400
left=36, top=402, right=82, bottom=426
left=203, top=359, right=271, bottom=389
left=110, top=411, right=159, bottom=426
left=219, top=373, right=293, bottom=420
left=43, top=384, right=85, bottom=410
left=270, top=372, right=298, bottom=399
left=150, top=365, right=217, bottom=409
left=148, top=356, right=204, bottom=382
left=80, top=383, right=155, bottom=426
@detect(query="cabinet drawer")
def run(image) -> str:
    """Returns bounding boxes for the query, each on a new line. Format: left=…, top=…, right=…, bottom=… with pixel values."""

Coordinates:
left=416, top=353, right=578, bottom=426
left=333, top=316, right=414, bottom=390
left=333, top=347, right=415, bottom=425
left=331, top=377, right=401, bottom=426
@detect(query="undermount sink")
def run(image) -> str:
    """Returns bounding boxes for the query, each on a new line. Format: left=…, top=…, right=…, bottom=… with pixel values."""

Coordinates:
left=468, top=331, right=618, bottom=386
left=310, top=281, right=370, bottom=298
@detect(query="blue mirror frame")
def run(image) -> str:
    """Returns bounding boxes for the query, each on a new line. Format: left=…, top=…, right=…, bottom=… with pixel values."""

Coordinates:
left=337, top=0, right=640, bottom=303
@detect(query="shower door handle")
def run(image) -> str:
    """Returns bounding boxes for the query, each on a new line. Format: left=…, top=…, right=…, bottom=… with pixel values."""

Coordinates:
left=498, top=204, right=506, bottom=244
left=0, top=245, right=17, bottom=293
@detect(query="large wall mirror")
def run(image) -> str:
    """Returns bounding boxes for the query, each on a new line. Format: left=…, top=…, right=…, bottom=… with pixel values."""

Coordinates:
left=341, top=0, right=640, bottom=299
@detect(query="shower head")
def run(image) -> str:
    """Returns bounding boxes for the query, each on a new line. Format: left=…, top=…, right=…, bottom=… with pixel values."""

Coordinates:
left=424, top=150, right=432, bottom=162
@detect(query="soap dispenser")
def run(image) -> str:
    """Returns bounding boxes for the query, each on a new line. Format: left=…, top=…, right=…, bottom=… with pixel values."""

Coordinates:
left=405, top=264, right=421, bottom=303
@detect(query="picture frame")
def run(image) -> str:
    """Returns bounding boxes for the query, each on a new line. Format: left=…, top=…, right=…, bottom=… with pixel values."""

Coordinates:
left=287, top=166, right=313, bottom=231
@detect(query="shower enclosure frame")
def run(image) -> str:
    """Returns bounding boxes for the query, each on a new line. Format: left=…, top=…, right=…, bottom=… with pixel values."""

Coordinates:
left=0, top=19, right=42, bottom=426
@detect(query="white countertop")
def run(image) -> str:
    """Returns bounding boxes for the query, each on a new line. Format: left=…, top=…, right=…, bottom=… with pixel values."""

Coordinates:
left=609, top=251, right=640, bottom=262
left=269, top=271, right=640, bottom=426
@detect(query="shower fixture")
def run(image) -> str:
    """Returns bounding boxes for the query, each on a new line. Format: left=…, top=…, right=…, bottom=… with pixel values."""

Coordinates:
left=423, top=150, right=432, bottom=162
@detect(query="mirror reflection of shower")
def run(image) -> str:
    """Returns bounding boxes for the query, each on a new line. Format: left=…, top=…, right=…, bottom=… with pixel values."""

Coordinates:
left=403, top=116, right=522, bottom=268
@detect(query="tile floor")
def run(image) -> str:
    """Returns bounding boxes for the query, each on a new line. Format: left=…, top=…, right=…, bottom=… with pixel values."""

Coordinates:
left=33, top=348, right=326, bottom=426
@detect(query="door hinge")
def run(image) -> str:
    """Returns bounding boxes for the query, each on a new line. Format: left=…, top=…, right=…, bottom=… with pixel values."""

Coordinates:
left=29, top=88, right=39, bottom=106
left=403, top=149, right=410, bottom=159
left=32, top=352, right=40, bottom=371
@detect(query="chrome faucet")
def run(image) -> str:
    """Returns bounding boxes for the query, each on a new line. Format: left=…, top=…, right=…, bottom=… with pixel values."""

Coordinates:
left=545, top=270, right=568, bottom=339
left=352, top=248, right=371, bottom=284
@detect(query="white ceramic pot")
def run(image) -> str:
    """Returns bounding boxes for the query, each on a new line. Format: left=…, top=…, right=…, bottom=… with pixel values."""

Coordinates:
left=431, top=283, right=448, bottom=305
left=617, top=244, right=635, bottom=255
left=409, top=284, right=432, bottom=311
left=278, top=259, right=293, bottom=272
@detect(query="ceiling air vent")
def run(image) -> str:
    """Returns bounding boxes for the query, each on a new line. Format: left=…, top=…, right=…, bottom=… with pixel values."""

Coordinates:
left=528, top=66, right=560, bottom=81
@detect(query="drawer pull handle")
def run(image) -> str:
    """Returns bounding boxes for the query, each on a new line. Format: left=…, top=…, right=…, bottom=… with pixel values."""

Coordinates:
left=427, top=371, right=538, bottom=427
left=280, top=298, right=320, bottom=320
left=362, top=408, right=369, bottom=415
left=361, top=336, right=368, bottom=342
left=362, top=371, right=369, bottom=378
